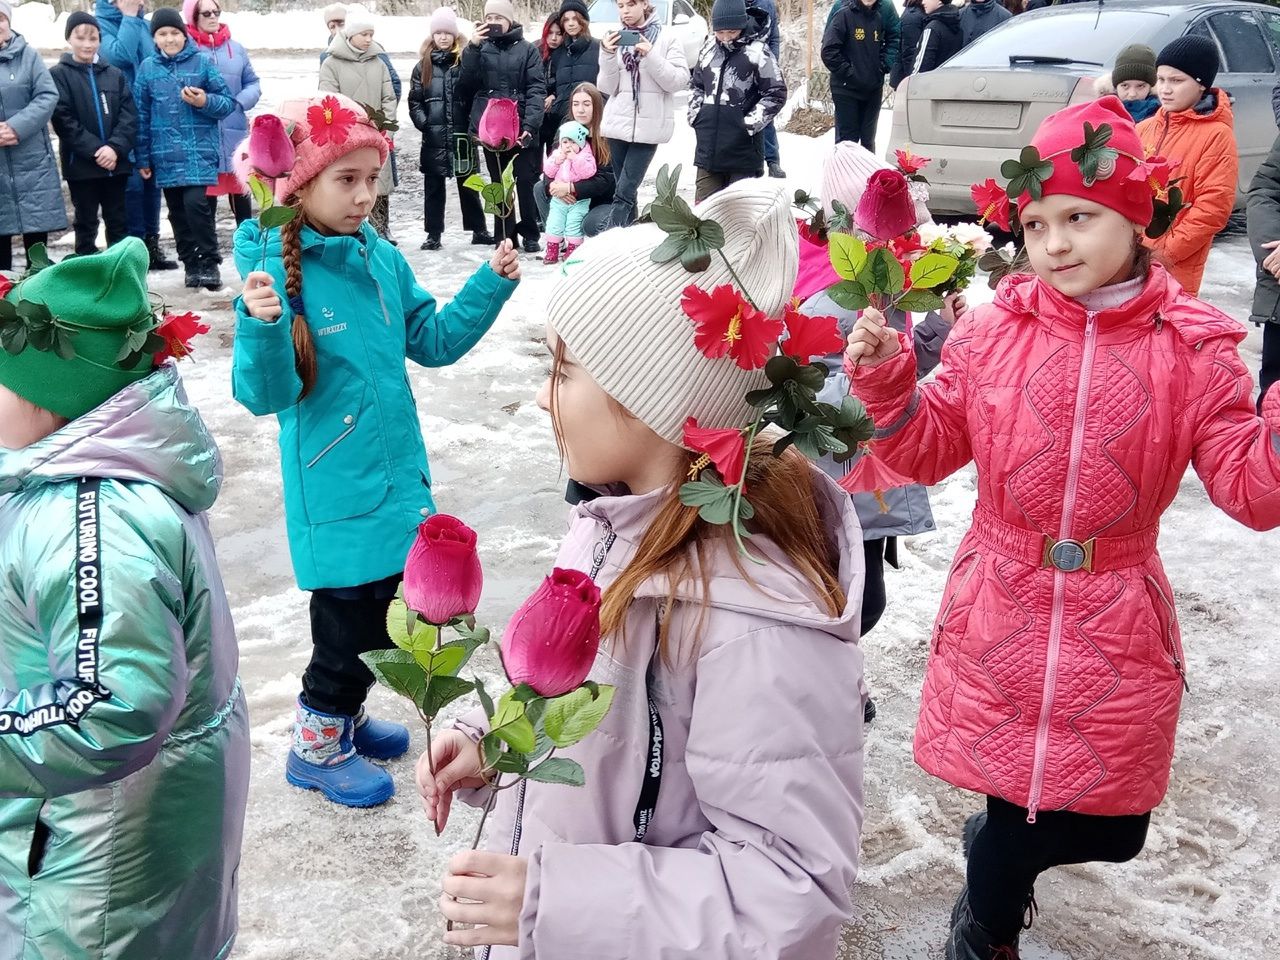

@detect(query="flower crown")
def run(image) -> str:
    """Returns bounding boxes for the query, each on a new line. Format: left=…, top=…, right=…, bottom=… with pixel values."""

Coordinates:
left=643, top=166, right=876, bottom=557
left=0, top=245, right=208, bottom=370
left=969, top=121, right=1186, bottom=282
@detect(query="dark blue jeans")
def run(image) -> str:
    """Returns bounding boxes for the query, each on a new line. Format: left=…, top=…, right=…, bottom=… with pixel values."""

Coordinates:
left=762, top=122, right=780, bottom=166
left=125, top=167, right=162, bottom=238
left=604, top=138, right=658, bottom=229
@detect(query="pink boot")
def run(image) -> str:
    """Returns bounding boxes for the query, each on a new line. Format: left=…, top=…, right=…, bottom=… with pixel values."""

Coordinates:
left=543, top=238, right=562, bottom=265
left=564, top=238, right=582, bottom=259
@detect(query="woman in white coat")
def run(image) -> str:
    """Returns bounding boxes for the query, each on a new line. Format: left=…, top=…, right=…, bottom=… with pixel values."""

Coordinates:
left=596, top=0, right=688, bottom=228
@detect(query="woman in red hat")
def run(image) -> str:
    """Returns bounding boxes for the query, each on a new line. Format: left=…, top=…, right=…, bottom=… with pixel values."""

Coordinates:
left=846, top=95, right=1280, bottom=959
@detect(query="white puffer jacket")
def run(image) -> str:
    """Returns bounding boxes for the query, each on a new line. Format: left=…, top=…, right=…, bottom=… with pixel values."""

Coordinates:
left=597, top=25, right=689, bottom=145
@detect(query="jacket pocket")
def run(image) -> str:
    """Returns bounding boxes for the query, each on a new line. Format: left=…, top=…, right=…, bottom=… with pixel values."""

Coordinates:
left=1144, top=574, right=1189, bottom=692
left=299, top=379, right=390, bottom=524
left=27, top=807, right=50, bottom=878
left=933, top=549, right=980, bottom=652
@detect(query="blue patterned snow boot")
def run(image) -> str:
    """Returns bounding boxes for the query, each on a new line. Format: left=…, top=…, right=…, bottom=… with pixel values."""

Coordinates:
left=285, top=699, right=395, bottom=808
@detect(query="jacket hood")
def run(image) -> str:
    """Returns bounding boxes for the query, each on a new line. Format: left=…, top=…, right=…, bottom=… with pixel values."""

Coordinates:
left=0, top=364, right=222, bottom=514
left=57, top=51, right=107, bottom=70
left=329, top=34, right=387, bottom=61
left=993, top=262, right=1246, bottom=348
left=572, top=463, right=864, bottom=645
left=0, top=33, right=28, bottom=61
left=95, top=0, right=123, bottom=24
left=156, top=39, right=199, bottom=63
left=925, top=4, right=962, bottom=28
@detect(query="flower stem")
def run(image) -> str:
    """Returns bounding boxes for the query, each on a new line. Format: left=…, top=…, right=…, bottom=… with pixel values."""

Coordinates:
left=471, top=773, right=502, bottom=850
left=718, top=250, right=758, bottom=310
left=730, top=416, right=765, bottom=564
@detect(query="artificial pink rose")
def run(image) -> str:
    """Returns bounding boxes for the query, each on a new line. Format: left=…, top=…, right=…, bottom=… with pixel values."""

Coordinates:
left=402, top=514, right=483, bottom=625
left=247, top=114, right=296, bottom=178
left=501, top=568, right=602, bottom=698
left=855, top=169, right=918, bottom=242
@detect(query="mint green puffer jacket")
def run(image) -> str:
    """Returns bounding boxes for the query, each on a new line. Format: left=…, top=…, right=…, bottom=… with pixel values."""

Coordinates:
left=0, top=365, right=249, bottom=960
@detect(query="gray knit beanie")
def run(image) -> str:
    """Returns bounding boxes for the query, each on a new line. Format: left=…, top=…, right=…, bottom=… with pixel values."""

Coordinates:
left=548, top=179, right=799, bottom=445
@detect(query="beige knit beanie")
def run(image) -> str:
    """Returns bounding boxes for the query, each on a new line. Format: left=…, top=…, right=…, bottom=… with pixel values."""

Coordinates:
left=548, top=179, right=798, bottom=446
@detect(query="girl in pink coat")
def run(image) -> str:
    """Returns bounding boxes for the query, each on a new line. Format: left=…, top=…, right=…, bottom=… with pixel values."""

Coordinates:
left=418, top=180, right=867, bottom=959
left=847, top=96, right=1280, bottom=960
left=540, top=119, right=596, bottom=265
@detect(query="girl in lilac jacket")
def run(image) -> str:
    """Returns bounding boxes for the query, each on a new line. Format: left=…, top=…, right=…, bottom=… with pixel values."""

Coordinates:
left=420, top=181, right=867, bottom=959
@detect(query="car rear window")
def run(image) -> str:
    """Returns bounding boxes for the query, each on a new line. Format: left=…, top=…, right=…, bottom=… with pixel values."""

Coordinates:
left=945, top=10, right=1170, bottom=69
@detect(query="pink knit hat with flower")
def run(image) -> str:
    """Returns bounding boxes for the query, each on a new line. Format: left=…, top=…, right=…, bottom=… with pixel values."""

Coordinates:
left=231, top=93, right=390, bottom=203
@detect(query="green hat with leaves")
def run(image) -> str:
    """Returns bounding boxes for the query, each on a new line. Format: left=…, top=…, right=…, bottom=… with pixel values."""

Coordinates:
left=0, top=238, right=165, bottom=420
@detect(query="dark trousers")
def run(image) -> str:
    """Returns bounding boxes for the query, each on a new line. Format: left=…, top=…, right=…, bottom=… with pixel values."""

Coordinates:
left=68, top=177, right=130, bottom=255
left=833, top=94, right=880, bottom=153
left=163, top=186, right=218, bottom=267
left=227, top=191, right=252, bottom=226
left=1259, top=322, right=1280, bottom=414
left=860, top=537, right=890, bottom=637
left=0, top=232, right=48, bottom=271
left=423, top=173, right=487, bottom=237
left=483, top=142, right=541, bottom=244
left=605, top=138, right=658, bottom=228
left=302, top=574, right=401, bottom=717
left=762, top=121, right=780, bottom=166
left=694, top=168, right=758, bottom=203
left=967, top=795, right=1150, bottom=941
left=125, top=165, right=162, bottom=237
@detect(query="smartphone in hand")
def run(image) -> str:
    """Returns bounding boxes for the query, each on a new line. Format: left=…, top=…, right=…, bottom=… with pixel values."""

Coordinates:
left=618, top=28, right=641, bottom=45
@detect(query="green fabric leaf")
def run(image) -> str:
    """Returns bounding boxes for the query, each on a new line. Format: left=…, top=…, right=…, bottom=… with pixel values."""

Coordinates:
left=463, top=173, right=488, bottom=192
left=248, top=174, right=274, bottom=210
left=650, top=232, right=687, bottom=265
left=260, top=206, right=297, bottom=229
left=908, top=253, right=959, bottom=290
left=474, top=677, right=495, bottom=719
left=524, top=757, right=586, bottom=786
left=896, top=288, right=946, bottom=313
left=360, top=648, right=428, bottom=705
left=421, top=674, right=476, bottom=717
left=543, top=684, right=616, bottom=749
left=1001, top=145, right=1054, bottom=201
left=827, top=279, right=870, bottom=312
left=698, top=218, right=726, bottom=251
left=492, top=693, right=537, bottom=753
left=828, top=232, right=868, bottom=281
left=680, top=239, right=712, bottom=273
left=679, top=477, right=735, bottom=525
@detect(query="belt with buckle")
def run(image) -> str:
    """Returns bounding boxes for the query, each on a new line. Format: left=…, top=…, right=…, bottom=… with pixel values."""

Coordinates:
left=970, top=507, right=1158, bottom=574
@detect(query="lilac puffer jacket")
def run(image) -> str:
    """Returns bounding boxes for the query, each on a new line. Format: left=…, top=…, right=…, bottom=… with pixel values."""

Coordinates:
left=458, top=467, right=866, bottom=959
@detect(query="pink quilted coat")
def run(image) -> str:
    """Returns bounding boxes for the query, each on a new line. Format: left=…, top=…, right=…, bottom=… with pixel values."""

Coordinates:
left=850, top=265, right=1280, bottom=819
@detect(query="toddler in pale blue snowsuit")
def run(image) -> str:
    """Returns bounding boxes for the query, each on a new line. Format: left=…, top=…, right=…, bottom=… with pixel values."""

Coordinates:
left=542, top=120, right=597, bottom=265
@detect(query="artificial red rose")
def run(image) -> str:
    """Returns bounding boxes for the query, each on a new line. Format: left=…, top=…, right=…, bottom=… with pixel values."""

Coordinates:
left=682, top=283, right=785, bottom=371
left=855, top=169, right=918, bottom=243
left=247, top=114, right=296, bottom=178
left=307, top=95, right=359, bottom=147
left=0, top=275, right=13, bottom=299
left=781, top=302, right=843, bottom=364
left=403, top=514, right=484, bottom=625
left=152, top=311, right=210, bottom=365
left=895, top=148, right=931, bottom=176
left=971, top=179, right=1012, bottom=232
left=683, top=416, right=747, bottom=487
left=501, top=568, right=602, bottom=698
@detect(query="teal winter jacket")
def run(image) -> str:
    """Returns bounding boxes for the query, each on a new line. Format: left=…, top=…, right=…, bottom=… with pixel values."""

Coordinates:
left=0, top=366, right=249, bottom=960
left=231, top=219, right=517, bottom=590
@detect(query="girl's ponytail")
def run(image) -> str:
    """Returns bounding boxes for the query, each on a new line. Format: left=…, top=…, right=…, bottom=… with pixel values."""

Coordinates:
left=281, top=208, right=318, bottom=401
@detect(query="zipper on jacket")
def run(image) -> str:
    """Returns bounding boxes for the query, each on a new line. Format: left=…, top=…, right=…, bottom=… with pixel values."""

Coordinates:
left=932, top=549, right=978, bottom=651
left=1144, top=574, right=1190, bottom=693
left=88, top=65, right=107, bottom=141
left=1026, top=310, right=1097, bottom=824
left=359, top=245, right=392, bottom=326
left=305, top=419, right=356, bottom=468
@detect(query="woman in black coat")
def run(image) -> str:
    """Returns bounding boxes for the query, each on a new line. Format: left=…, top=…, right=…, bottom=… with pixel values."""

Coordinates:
left=539, top=15, right=564, bottom=155
left=409, top=13, right=491, bottom=250
left=545, top=0, right=600, bottom=135
left=891, top=0, right=924, bottom=89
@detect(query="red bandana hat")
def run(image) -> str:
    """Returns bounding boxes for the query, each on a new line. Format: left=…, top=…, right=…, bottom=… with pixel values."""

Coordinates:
left=1026, top=96, right=1153, bottom=226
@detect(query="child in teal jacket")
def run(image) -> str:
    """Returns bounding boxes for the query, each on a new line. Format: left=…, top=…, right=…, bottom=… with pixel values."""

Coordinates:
left=232, top=93, right=520, bottom=808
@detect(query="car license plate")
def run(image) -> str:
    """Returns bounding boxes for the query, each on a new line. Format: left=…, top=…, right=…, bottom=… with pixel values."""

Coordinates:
left=935, top=101, right=1022, bottom=129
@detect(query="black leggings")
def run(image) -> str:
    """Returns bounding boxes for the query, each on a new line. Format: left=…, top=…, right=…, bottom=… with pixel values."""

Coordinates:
left=967, top=795, right=1150, bottom=941
left=302, top=574, right=399, bottom=717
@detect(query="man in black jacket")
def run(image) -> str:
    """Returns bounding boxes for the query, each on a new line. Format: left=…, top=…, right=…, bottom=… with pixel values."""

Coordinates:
left=1247, top=133, right=1280, bottom=412
left=913, top=0, right=963, bottom=75
left=959, top=0, right=1011, bottom=46
left=50, top=12, right=137, bottom=256
left=456, top=0, right=546, bottom=251
left=821, top=0, right=887, bottom=151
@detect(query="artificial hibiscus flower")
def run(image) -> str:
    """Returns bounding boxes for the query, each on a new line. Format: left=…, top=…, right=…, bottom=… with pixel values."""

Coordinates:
left=781, top=302, right=843, bottom=363
left=1127, top=156, right=1175, bottom=201
left=895, top=148, right=931, bottom=176
left=797, top=218, right=827, bottom=247
left=307, top=95, right=358, bottom=147
left=683, top=417, right=748, bottom=486
left=971, top=179, right=1012, bottom=232
left=837, top=442, right=915, bottom=503
left=891, top=230, right=926, bottom=261
left=153, top=311, right=210, bottom=365
left=682, top=284, right=784, bottom=371
left=0, top=276, right=12, bottom=299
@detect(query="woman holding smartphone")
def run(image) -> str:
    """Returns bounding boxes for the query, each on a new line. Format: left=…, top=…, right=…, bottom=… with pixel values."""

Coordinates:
left=597, top=0, right=688, bottom=227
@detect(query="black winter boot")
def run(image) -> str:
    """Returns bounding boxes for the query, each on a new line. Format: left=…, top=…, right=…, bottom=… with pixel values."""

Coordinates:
left=183, top=262, right=200, bottom=289
left=200, top=259, right=223, bottom=291
left=146, top=234, right=179, bottom=271
left=945, top=889, right=1022, bottom=960
left=470, top=229, right=495, bottom=245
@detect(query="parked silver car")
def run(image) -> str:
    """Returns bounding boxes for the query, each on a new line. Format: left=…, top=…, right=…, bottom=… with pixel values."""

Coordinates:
left=889, top=0, right=1280, bottom=215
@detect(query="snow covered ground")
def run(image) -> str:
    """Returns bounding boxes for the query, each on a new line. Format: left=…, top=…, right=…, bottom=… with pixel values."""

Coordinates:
left=22, top=36, right=1276, bottom=959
